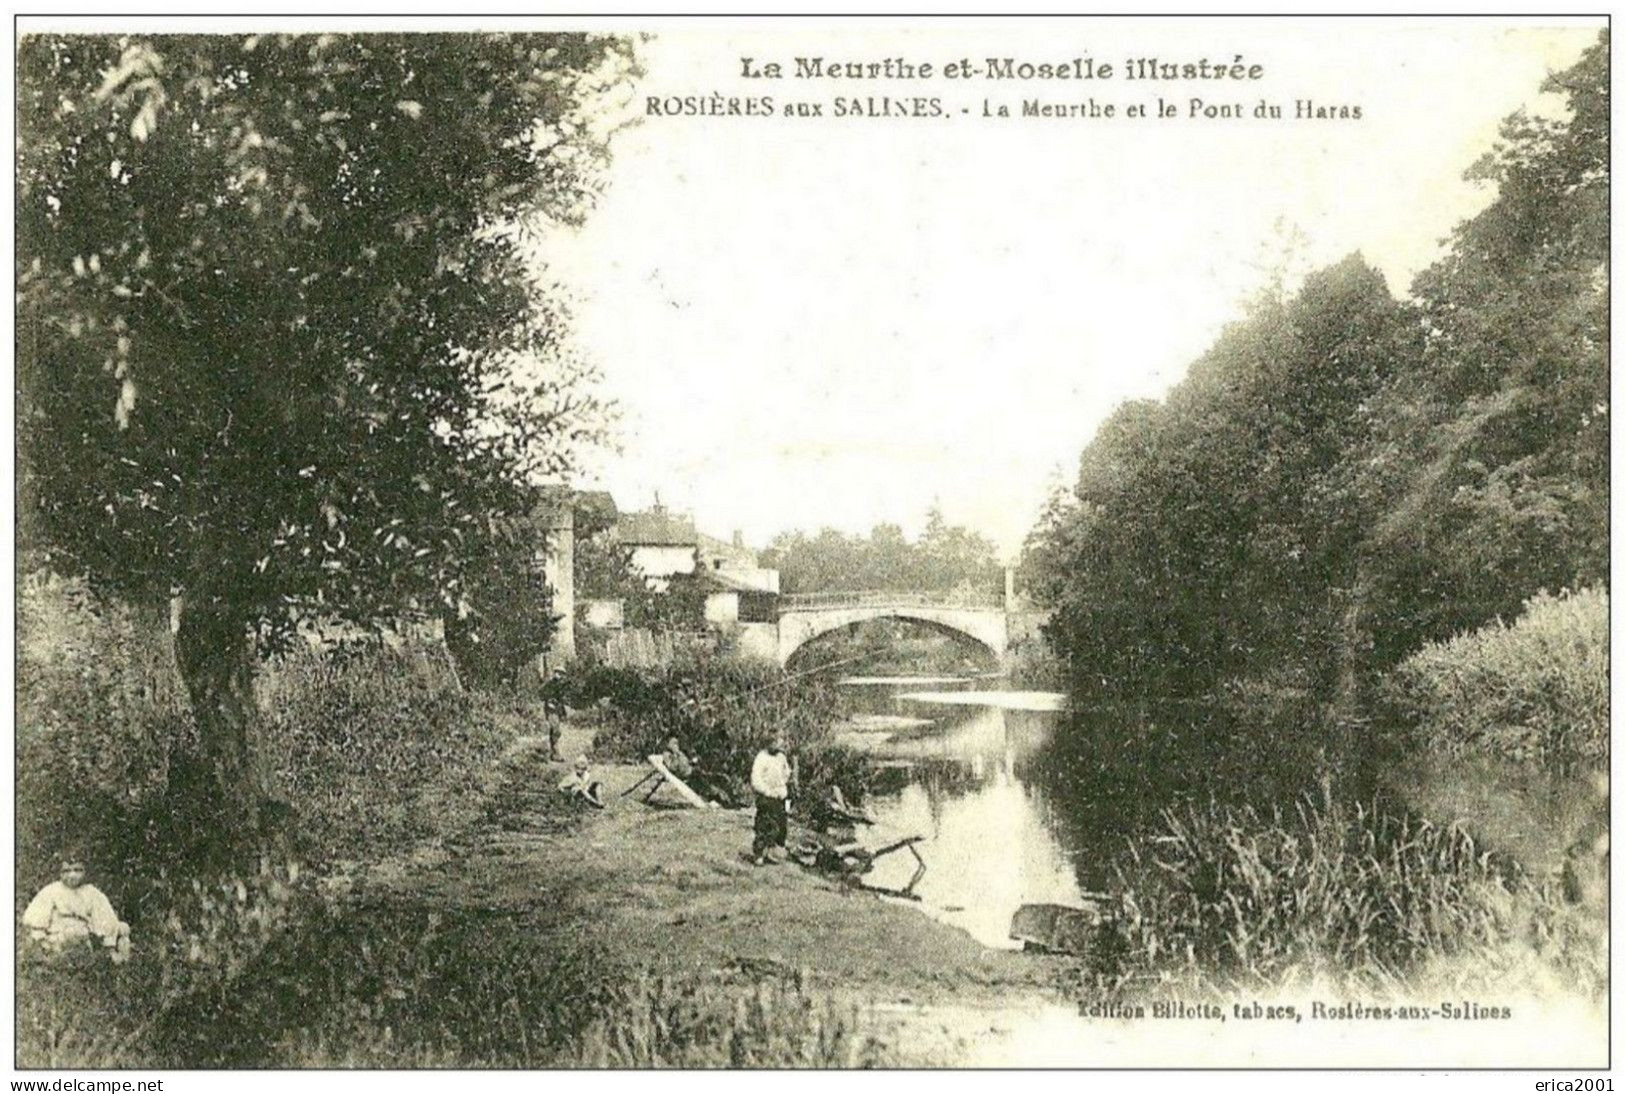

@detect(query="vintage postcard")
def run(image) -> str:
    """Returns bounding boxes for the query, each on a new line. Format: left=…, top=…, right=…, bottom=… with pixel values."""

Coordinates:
left=10, top=13, right=1610, bottom=1079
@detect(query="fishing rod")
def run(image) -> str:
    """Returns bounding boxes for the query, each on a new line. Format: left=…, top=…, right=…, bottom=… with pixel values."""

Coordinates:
left=682, top=648, right=880, bottom=711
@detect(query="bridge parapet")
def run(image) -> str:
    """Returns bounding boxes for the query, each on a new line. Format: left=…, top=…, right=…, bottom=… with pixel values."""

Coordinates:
left=777, top=589, right=1005, bottom=614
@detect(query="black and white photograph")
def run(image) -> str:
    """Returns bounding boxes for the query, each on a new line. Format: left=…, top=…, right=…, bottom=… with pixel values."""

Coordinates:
left=8, top=12, right=1612, bottom=1077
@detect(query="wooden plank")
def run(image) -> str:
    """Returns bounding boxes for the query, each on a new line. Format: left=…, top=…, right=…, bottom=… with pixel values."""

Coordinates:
left=646, top=754, right=710, bottom=809
left=618, top=768, right=663, bottom=798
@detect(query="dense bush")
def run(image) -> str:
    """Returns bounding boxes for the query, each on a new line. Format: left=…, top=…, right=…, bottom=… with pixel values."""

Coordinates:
left=1383, top=587, right=1607, bottom=769
left=17, top=575, right=183, bottom=903
left=17, top=857, right=312, bottom=1068
left=18, top=571, right=529, bottom=925
left=258, top=645, right=515, bottom=861
left=568, top=655, right=872, bottom=807
left=22, top=896, right=888, bottom=1068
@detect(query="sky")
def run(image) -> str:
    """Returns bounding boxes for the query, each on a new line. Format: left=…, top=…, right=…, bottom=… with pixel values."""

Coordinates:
left=543, top=18, right=1600, bottom=559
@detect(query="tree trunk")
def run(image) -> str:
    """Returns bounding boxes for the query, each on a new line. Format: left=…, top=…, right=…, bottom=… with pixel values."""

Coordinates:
left=172, top=594, right=272, bottom=844
left=130, top=597, right=186, bottom=715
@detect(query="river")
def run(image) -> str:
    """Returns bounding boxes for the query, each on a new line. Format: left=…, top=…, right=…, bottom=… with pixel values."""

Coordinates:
left=829, top=675, right=1086, bottom=948
left=827, top=673, right=1605, bottom=951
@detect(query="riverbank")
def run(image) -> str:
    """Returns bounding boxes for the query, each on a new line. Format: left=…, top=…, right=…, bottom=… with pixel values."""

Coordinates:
left=355, top=724, right=1066, bottom=1007
left=339, top=724, right=1605, bottom=1068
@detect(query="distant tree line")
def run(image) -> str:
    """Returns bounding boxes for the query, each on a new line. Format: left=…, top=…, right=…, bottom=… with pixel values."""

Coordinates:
left=762, top=506, right=1002, bottom=595
left=1021, top=34, right=1607, bottom=708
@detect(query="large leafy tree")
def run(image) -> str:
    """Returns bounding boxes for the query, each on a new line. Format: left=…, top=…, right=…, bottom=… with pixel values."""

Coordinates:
left=1356, top=32, right=1609, bottom=665
left=17, top=33, right=633, bottom=837
left=1025, top=31, right=1607, bottom=708
left=1030, top=258, right=1415, bottom=701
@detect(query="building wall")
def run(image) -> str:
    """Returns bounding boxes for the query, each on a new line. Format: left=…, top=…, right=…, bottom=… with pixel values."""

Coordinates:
left=735, top=622, right=780, bottom=663
left=698, top=538, right=759, bottom=572
left=704, top=590, right=740, bottom=626
left=536, top=508, right=575, bottom=663
left=630, top=545, right=697, bottom=589
left=581, top=598, right=625, bottom=630
left=710, top=565, right=780, bottom=594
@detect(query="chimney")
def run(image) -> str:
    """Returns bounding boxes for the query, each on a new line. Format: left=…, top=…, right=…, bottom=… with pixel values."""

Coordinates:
left=732, top=530, right=745, bottom=550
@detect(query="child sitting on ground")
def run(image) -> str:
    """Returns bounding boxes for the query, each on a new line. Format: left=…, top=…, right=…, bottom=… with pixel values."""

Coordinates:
left=558, top=755, right=605, bottom=809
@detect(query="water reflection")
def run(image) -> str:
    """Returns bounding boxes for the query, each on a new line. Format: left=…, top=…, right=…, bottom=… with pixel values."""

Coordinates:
left=835, top=680, right=1337, bottom=947
left=832, top=677, right=1603, bottom=951
left=837, top=683, right=1086, bottom=948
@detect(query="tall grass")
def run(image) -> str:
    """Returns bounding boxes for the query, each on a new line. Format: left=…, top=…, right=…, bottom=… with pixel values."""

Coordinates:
left=566, top=974, right=884, bottom=1068
left=1383, top=586, right=1607, bottom=769
left=18, top=569, right=525, bottom=883
left=17, top=856, right=310, bottom=1068
left=259, top=644, right=517, bottom=861
left=17, top=574, right=182, bottom=890
left=1093, top=784, right=1604, bottom=1000
left=21, top=896, right=888, bottom=1068
left=15, top=577, right=551, bottom=1066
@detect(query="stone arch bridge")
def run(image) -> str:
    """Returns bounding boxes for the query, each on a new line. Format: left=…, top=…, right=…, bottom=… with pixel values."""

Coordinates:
left=751, top=590, right=1046, bottom=669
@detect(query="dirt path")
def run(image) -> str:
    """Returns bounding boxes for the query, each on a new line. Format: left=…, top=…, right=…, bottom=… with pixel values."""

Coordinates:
left=347, top=727, right=1075, bottom=1062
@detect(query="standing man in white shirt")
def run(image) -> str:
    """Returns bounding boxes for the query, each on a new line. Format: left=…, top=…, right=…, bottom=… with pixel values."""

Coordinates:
left=750, top=732, right=792, bottom=865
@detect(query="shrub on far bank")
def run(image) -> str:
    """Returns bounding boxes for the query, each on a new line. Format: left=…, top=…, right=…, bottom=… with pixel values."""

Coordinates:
left=1383, top=587, right=1607, bottom=769
left=571, top=654, right=871, bottom=807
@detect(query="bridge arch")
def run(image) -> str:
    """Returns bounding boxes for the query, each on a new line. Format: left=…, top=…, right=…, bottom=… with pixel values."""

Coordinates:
left=777, top=604, right=1008, bottom=668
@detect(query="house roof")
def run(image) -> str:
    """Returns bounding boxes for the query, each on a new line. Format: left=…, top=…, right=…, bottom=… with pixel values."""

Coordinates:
left=695, top=568, right=770, bottom=591
left=572, top=490, right=618, bottom=518
left=696, top=532, right=757, bottom=564
left=616, top=507, right=698, bottom=547
left=699, top=568, right=779, bottom=594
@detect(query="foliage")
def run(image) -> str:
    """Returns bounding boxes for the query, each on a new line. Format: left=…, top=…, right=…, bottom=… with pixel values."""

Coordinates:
left=564, top=656, right=871, bottom=807
left=257, top=643, right=517, bottom=859
left=572, top=491, right=657, bottom=618
left=16, top=32, right=627, bottom=634
left=18, top=574, right=520, bottom=894
left=1025, top=33, right=1608, bottom=713
left=566, top=974, right=885, bottom=1068
left=17, top=857, right=314, bottom=1068
left=572, top=493, right=706, bottom=632
left=20, top=897, right=889, bottom=1068
left=17, top=571, right=188, bottom=895
left=626, top=560, right=711, bottom=633
left=1031, top=257, right=1416, bottom=702
left=443, top=518, right=559, bottom=689
left=16, top=32, right=632, bottom=832
left=1356, top=34, right=1608, bottom=666
left=1098, top=788, right=1533, bottom=991
left=763, top=506, right=1002, bottom=595
left=1382, top=587, right=1608, bottom=769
